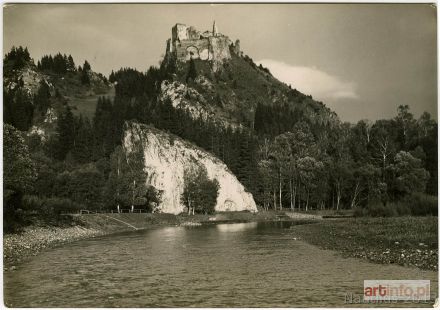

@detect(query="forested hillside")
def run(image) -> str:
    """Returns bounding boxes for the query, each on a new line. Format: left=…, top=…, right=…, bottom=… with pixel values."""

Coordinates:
left=4, top=45, right=437, bottom=231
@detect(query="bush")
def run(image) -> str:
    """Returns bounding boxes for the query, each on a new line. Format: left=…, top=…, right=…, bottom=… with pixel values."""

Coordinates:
left=357, top=193, right=436, bottom=217
left=353, top=207, right=368, bottom=217
left=44, top=197, right=84, bottom=214
left=388, top=202, right=411, bottom=216
left=366, top=203, right=398, bottom=217
left=22, top=195, right=84, bottom=215
left=4, top=192, right=28, bottom=233
left=22, top=195, right=44, bottom=211
left=405, top=193, right=438, bottom=216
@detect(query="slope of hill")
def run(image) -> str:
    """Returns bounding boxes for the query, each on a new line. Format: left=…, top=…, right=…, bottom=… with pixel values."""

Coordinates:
left=159, top=23, right=339, bottom=134
left=43, top=69, right=114, bottom=119
left=161, top=53, right=340, bottom=135
left=3, top=48, right=113, bottom=141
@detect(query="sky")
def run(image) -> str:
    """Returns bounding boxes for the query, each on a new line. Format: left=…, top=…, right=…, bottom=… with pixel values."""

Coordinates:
left=3, top=3, right=437, bottom=122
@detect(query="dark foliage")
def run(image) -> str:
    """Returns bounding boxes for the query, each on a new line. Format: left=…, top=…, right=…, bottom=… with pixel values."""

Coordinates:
left=182, top=166, right=220, bottom=215
left=4, top=46, right=31, bottom=71
left=38, top=53, right=77, bottom=74
left=4, top=88, right=34, bottom=131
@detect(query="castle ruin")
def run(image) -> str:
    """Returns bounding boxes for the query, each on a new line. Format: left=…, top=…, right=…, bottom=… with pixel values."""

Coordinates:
left=166, top=22, right=240, bottom=69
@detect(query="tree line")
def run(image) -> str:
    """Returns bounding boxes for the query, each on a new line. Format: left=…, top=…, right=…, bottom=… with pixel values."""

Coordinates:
left=3, top=46, right=438, bottom=232
left=256, top=106, right=437, bottom=216
left=38, top=53, right=76, bottom=74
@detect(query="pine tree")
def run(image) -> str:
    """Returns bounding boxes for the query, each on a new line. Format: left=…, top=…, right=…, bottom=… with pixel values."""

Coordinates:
left=72, top=116, right=94, bottom=163
left=55, top=107, right=75, bottom=160
left=83, top=60, right=91, bottom=71
left=81, top=60, right=91, bottom=85
left=12, top=89, right=34, bottom=131
left=93, top=97, right=116, bottom=158
left=34, top=80, right=51, bottom=115
left=67, top=55, right=76, bottom=72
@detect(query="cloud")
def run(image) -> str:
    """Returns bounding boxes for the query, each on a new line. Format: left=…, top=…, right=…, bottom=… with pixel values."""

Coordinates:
left=257, top=59, right=359, bottom=101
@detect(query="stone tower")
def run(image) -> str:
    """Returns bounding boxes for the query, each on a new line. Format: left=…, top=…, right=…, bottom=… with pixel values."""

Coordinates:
left=213, top=20, right=218, bottom=36
left=166, top=22, right=232, bottom=71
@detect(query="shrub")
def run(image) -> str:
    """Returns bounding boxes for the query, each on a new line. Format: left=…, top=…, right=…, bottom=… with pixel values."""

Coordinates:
left=387, top=202, right=411, bottom=216
left=353, top=207, right=368, bottom=217
left=44, top=197, right=84, bottom=214
left=22, top=195, right=44, bottom=211
left=358, top=193, right=436, bottom=217
left=4, top=192, right=28, bottom=233
left=405, top=193, right=438, bottom=216
left=367, top=203, right=398, bottom=217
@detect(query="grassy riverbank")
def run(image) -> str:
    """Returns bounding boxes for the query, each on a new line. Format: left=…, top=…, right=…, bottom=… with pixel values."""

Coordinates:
left=4, top=210, right=287, bottom=269
left=289, top=216, right=438, bottom=271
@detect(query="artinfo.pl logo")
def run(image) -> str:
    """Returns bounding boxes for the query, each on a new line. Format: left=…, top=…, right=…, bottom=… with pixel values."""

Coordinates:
left=364, top=280, right=430, bottom=302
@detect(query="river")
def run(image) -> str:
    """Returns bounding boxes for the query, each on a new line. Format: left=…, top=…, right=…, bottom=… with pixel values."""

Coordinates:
left=4, top=221, right=438, bottom=307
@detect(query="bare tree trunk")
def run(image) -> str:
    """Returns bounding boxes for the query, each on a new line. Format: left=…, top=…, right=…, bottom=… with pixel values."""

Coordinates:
left=273, top=188, right=277, bottom=211
left=332, top=191, right=335, bottom=210
left=378, top=138, right=389, bottom=182
left=293, top=179, right=297, bottom=211
left=336, top=183, right=341, bottom=211
left=117, top=155, right=120, bottom=211
left=298, top=183, right=301, bottom=211
left=305, top=189, right=309, bottom=211
left=289, top=178, right=293, bottom=211
left=350, top=181, right=360, bottom=209
left=367, top=183, right=371, bottom=206
left=279, top=169, right=283, bottom=210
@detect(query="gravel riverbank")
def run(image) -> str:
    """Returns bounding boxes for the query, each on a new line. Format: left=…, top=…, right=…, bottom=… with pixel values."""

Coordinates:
left=288, top=216, right=438, bottom=271
left=4, top=226, right=105, bottom=270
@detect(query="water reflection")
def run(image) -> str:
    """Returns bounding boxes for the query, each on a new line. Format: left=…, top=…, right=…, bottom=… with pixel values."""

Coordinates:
left=216, top=222, right=257, bottom=232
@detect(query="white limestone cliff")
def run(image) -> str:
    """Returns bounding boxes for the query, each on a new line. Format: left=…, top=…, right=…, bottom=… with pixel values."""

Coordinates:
left=123, top=122, right=257, bottom=214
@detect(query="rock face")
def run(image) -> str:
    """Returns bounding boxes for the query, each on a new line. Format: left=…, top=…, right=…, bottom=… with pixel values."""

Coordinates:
left=4, top=66, right=46, bottom=96
left=159, top=80, right=243, bottom=130
left=123, top=122, right=257, bottom=214
left=160, top=80, right=212, bottom=120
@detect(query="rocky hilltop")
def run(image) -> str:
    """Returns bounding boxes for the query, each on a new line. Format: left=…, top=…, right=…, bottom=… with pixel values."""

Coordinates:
left=159, top=22, right=339, bottom=132
left=123, top=122, right=257, bottom=214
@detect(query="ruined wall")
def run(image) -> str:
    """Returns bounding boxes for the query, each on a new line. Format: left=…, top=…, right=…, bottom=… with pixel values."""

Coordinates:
left=209, top=36, right=232, bottom=63
left=175, top=39, right=210, bottom=61
left=231, top=39, right=241, bottom=55
left=172, top=24, right=189, bottom=41
left=168, top=23, right=232, bottom=68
